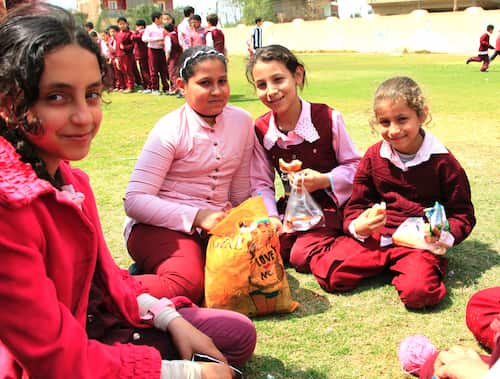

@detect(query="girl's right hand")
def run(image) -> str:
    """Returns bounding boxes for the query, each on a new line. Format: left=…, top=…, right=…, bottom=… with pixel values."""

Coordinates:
left=199, top=363, right=234, bottom=379
left=194, top=209, right=226, bottom=231
left=269, top=216, right=283, bottom=235
left=353, top=207, right=386, bottom=237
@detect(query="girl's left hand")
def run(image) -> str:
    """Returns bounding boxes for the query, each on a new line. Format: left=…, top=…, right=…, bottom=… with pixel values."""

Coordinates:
left=288, top=169, right=330, bottom=193
left=168, top=317, right=228, bottom=364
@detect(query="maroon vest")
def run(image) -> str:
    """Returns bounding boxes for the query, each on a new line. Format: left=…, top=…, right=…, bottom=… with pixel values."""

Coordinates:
left=255, top=103, right=343, bottom=230
left=209, top=28, right=225, bottom=54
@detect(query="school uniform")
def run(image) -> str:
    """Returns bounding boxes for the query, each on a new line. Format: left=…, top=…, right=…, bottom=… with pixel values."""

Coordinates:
left=108, top=37, right=125, bottom=90
left=187, top=27, right=207, bottom=47
left=164, top=31, right=182, bottom=92
left=490, top=34, right=500, bottom=61
left=142, top=22, right=169, bottom=92
left=467, top=32, right=494, bottom=71
left=115, top=28, right=136, bottom=90
left=466, top=286, right=500, bottom=352
left=124, top=103, right=254, bottom=304
left=251, top=100, right=361, bottom=275
left=132, top=28, right=151, bottom=90
left=323, top=132, right=475, bottom=308
left=206, top=26, right=225, bottom=55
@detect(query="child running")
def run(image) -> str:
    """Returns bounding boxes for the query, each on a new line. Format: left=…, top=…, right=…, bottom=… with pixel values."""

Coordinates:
left=124, top=46, right=255, bottom=305
left=247, top=44, right=361, bottom=283
left=324, top=76, right=476, bottom=309
left=0, top=4, right=255, bottom=378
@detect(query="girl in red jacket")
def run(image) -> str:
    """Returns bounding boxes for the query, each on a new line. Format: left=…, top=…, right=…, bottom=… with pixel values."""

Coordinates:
left=0, top=3, right=255, bottom=379
left=323, top=77, right=475, bottom=309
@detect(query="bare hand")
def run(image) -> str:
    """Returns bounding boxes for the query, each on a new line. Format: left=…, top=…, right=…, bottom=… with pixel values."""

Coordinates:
left=288, top=169, right=330, bottom=193
left=199, top=362, right=234, bottom=379
left=353, top=207, right=386, bottom=237
left=194, top=209, right=226, bottom=231
left=433, top=346, right=489, bottom=379
left=423, top=223, right=447, bottom=255
left=269, top=216, right=283, bottom=235
left=168, top=317, right=228, bottom=364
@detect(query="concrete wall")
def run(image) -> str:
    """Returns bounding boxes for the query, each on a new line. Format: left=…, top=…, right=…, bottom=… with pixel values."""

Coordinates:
left=224, top=8, right=500, bottom=55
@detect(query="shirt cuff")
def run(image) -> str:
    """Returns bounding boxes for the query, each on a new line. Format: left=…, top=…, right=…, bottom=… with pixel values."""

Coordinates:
left=439, top=230, right=454, bottom=248
left=348, top=219, right=370, bottom=242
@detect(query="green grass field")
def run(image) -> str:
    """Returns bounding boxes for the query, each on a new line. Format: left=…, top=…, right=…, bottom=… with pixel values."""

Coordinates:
left=77, top=53, right=499, bottom=379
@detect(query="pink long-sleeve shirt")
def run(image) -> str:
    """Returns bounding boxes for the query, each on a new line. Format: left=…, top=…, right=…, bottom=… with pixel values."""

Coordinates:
left=124, top=103, right=254, bottom=238
left=251, top=99, right=361, bottom=218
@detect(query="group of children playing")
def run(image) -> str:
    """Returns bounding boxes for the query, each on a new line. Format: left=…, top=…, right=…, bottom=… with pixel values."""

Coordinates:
left=0, top=2, right=496, bottom=379
left=89, top=6, right=226, bottom=96
left=467, top=24, right=500, bottom=72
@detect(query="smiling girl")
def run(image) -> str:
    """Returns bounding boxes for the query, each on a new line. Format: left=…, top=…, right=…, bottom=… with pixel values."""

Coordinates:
left=124, top=46, right=255, bottom=306
left=0, top=4, right=254, bottom=378
left=247, top=44, right=361, bottom=288
left=324, top=76, right=476, bottom=309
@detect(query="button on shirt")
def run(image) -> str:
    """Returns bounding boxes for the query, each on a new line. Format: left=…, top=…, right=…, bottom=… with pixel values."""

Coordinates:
left=124, top=104, right=254, bottom=238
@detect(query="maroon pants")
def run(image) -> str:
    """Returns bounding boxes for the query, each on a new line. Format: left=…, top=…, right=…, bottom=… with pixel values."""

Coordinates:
left=466, top=286, right=500, bottom=351
left=117, top=54, right=136, bottom=90
left=136, top=57, right=151, bottom=90
left=148, top=48, right=169, bottom=91
left=468, top=54, right=490, bottom=71
left=318, top=236, right=448, bottom=309
left=127, top=224, right=206, bottom=304
left=167, top=56, right=179, bottom=92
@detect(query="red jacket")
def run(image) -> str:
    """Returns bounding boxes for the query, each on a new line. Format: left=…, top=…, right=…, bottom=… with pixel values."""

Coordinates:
left=0, top=137, right=161, bottom=378
left=479, top=32, right=494, bottom=52
left=115, top=29, right=134, bottom=56
left=132, top=29, right=148, bottom=60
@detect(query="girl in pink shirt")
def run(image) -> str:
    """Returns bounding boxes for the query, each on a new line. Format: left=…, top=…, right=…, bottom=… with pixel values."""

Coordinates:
left=124, top=46, right=255, bottom=305
left=0, top=4, right=255, bottom=379
left=247, top=44, right=361, bottom=287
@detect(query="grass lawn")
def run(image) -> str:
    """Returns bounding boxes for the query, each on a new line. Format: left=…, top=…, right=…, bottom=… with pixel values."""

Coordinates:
left=77, top=53, right=499, bottom=378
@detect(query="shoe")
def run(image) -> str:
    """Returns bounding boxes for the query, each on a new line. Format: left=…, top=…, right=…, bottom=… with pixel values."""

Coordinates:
left=122, top=88, right=133, bottom=93
left=151, top=90, right=161, bottom=95
left=466, top=59, right=471, bottom=64
left=142, top=89, right=152, bottom=94
left=176, top=92, right=184, bottom=98
left=128, top=263, right=143, bottom=275
left=167, top=91, right=177, bottom=96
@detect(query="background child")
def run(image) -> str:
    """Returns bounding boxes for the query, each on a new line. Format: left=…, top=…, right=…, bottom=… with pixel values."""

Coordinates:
left=0, top=4, right=255, bottom=378
left=466, top=24, right=495, bottom=72
left=247, top=45, right=361, bottom=284
left=132, top=19, right=152, bottom=93
left=206, top=13, right=226, bottom=55
left=187, top=14, right=206, bottom=48
left=124, top=46, right=255, bottom=305
left=248, top=17, right=263, bottom=57
left=115, top=17, right=135, bottom=93
left=489, top=29, right=500, bottom=61
left=323, top=76, right=475, bottom=309
left=164, top=23, right=182, bottom=96
left=142, top=11, right=169, bottom=95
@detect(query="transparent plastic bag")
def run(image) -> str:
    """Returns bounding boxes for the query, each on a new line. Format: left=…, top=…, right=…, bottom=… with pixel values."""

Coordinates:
left=283, top=173, right=325, bottom=233
left=392, top=217, right=446, bottom=255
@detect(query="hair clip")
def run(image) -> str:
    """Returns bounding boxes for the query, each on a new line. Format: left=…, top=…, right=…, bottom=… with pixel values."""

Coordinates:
left=180, top=49, right=225, bottom=80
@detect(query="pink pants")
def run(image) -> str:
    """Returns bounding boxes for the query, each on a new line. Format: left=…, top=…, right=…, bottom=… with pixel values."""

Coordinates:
left=127, top=224, right=206, bottom=304
left=317, top=236, right=448, bottom=309
left=131, top=306, right=256, bottom=367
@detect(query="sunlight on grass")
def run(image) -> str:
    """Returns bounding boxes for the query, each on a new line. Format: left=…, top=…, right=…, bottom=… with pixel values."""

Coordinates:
left=76, top=53, right=499, bottom=378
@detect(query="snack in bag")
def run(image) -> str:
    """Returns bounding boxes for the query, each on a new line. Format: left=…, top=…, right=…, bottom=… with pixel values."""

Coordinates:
left=204, top=196, right=300, bottom=317
left=392, top=202, right=449, bottom=255
left=283, top=173, right=325, bottom=233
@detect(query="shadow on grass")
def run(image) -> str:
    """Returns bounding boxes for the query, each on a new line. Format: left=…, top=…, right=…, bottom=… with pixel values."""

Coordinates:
left=229, top=93, right=260, bottom=103
left=244, top=355, right=328, bottom=379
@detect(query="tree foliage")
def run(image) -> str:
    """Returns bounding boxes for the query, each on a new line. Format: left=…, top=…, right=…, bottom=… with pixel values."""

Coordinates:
left=229, top=0, right=276, bottom=24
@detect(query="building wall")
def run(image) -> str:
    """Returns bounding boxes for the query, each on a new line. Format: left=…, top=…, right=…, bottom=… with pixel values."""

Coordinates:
left=223, top=8, right=500, bottom=55
left=274, top=0, right=335, bottom=22
left=368, top=1, right=500, bottom=15
left=76, top=0, right=101, bottom=21
left=103, top=0, right=127, bottom=10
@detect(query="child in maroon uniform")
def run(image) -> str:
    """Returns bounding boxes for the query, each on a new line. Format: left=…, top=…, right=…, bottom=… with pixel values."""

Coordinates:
left=132, top=19, right=151, bottom=93
left=164, top=23, right=182, bottom=95
left=206, top=13, right=225, bottom=55
left=324, top=76, right=475, bottom=309
left=490, top=30, right=500, bottom=61
left=467, top=24, right=495, bottom=72
left=116, top=17, right=136, bottom=93
left=247, top=45, right=361, bottom=282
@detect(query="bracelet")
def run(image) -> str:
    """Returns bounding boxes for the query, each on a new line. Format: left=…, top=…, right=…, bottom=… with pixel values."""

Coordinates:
left=141, top=298, right=173, bottom=323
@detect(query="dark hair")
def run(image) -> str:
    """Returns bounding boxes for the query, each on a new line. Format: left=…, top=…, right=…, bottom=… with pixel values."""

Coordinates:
left=151, top=11, right=162, bottom=22
left=136, top=19, right=146, bottom=27
left=183, top=6, right=195, bottom=17
left=84, top=21, right=94, bottom=29
left=108, top=24, right=119, bottom=32
left=487, top=24, right=494, bottom=30
left=165, top=23, right=175, bottom=33
left=177, top=45, right=226, bottom=82
left=246, top=44, right=306, bottom=89
left=117, top=16, right=128, bottom=24
left=255, top=17, right=262, bottom=24
left=89, top=30, right=98, bottom=38
left=0, top=3, right=105, bottom=187
left=189, top=14, right=201, bottom=23
left=206, top=13, right=218, bottom=26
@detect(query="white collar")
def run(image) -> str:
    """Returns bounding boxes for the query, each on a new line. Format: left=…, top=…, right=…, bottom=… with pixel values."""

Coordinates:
left=379, top=130, right=448, bottom=171
left=262, top=99, right=320, bottom=150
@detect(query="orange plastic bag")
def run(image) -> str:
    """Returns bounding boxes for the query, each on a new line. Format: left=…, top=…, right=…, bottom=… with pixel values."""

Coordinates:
left=205, top=196, right=300, bottom=317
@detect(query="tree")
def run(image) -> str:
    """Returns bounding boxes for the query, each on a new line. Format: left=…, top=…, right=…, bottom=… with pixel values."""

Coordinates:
left=229, top=0, right=276, bottom=24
